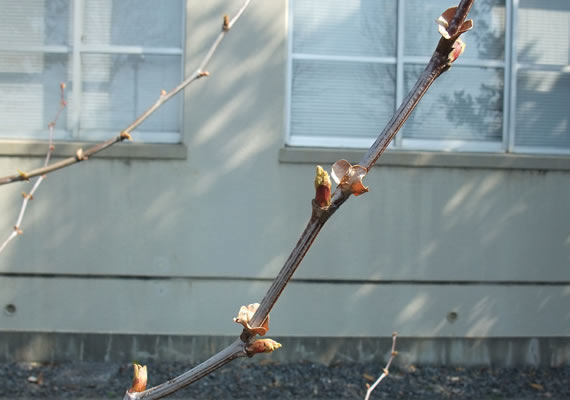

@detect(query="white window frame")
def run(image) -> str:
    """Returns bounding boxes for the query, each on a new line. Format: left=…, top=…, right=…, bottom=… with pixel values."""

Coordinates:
left=0, top=0, right=186, bottom=144
left=285, top=0, right=570, bottom=156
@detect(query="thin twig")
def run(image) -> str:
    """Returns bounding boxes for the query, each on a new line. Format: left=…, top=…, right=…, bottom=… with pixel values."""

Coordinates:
left=364, top=333, right=398, bottom=400
left=123, top=2, right=474, bottom=399
left=0, top=0, right=252, bottom=187
left=0, top=84, right=66, bottom=254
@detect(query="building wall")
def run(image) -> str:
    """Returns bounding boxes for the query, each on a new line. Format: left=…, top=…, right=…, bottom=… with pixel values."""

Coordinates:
left=0, top=0, right=568, bottom=364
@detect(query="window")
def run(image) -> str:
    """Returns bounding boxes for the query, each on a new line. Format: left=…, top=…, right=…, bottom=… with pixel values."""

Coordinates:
left=287, top=0, right=570, bottom=155
left=0, top=0, right=185, bottom=143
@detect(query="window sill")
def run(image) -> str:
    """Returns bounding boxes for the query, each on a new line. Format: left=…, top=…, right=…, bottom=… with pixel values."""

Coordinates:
left=279, top=147, right=570, bottom=171
left=0, top=140, right=187, bottom=160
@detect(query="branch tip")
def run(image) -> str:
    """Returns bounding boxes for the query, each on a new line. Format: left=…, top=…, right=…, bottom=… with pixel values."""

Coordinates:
left=128, top=363, right=148, bottom=393
left=314, top=165, right=331, bottom=207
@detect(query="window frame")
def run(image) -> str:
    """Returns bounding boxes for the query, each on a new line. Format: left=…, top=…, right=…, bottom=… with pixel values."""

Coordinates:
left=0, top=0, right=187, bottom=145
left=285, top=0, right=570, bottom=156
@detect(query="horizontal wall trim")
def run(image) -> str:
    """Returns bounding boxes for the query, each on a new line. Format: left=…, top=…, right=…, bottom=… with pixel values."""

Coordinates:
left=0, top=140, right=187, bottom=160
left=279, top=147, right=570, bottom=171
left=0, top=272, right=567, bottom=286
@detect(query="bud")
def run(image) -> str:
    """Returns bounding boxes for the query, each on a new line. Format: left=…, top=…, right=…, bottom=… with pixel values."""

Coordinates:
left=17, top=170, right=30, bottom=181
left=246, top=339, right=282, bottom=357
left=314, top=166, right=331, bottom=207
left=436, top=7, right=473, bottom=40
left=120, top=131, right=133, bottom=141
left=128, top=364, right=147, bottom=393
left=331, top=160, right=368, bottom=196
left=234, top=303, right=269, bottom=336
left=448, top=38, right=466, bottom=63
left=75, top=148, right=87, bottom=161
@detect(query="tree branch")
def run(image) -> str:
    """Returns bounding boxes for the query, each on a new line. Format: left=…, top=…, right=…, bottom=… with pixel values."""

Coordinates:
left=364, top=333, right=398, bottom=400
left=0, top=83, right=66, bottom=254
left=124, top=340, right=246, bottom=400
left=0, top=0, right=252, bottom=186
left=122, top=2, right=474, bottom=398
left=249, top=0, right=475, bottom=332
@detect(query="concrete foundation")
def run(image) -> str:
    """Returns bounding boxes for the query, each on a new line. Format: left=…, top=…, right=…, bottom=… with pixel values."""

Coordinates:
left=1, top=332, right=568, bottom=368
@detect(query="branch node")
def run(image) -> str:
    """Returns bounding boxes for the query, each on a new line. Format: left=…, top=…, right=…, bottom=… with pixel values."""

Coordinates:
left=13, top=226, right=23, bottom=235
left=436, top=7, right=473, bottom=40
left=160, top=89, right=167, bottom=96
left=75, top=148, right=88, bottom=161
left=234, top=303, right=270, bottom=337
left=120, top=131, right=133, bottom=141
left=222, top=15, right=231, bottom=31
left=311, top=199, right=332, bottom=221
left=199, top=70, right=210, bottom=78
left=331, top=160, right=369, bottom=196
left=17, top=170, right=30, bottom=181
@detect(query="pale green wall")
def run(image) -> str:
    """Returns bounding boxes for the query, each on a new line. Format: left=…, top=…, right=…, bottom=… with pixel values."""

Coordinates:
left=0, top=0, right=569, bottom=345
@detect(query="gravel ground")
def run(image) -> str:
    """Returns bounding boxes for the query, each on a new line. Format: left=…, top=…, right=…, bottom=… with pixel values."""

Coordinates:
left=0, top=361, right=568, bottom=399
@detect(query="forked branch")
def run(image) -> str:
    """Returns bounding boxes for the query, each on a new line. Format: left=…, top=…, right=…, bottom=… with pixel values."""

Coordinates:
left=124, top=1, right=474, bottom=399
